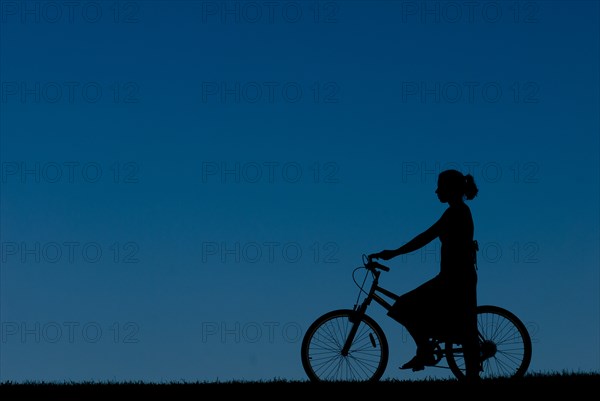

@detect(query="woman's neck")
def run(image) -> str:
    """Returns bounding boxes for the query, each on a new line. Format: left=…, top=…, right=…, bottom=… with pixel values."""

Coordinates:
left=448, top=198, right=465, bottom=207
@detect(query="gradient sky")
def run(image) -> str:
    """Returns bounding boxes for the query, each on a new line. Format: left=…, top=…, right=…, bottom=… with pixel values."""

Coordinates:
left=1, top=0, right=598, bottom=382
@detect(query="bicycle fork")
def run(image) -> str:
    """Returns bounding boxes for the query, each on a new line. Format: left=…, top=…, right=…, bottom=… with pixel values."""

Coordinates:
left=341, top=302, right=372, bottom=356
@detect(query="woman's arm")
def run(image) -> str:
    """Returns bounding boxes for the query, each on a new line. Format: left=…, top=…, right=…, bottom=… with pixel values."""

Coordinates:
left=371, top=215, right=444, bottom=261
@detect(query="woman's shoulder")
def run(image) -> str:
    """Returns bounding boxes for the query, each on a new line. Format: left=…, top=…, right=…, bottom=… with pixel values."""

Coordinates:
left=443, top=203, right=472, bottom=219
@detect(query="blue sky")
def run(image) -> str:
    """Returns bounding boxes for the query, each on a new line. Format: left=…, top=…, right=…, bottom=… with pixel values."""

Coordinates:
left=1, top=0, right=598, bottom=382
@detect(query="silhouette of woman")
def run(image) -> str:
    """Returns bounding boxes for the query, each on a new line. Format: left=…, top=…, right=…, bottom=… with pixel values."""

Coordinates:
left=369, top=169, right=480, bottom=381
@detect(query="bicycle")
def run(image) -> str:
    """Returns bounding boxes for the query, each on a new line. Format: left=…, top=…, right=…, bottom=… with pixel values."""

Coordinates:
left=300, top=254, right=533, bottom=382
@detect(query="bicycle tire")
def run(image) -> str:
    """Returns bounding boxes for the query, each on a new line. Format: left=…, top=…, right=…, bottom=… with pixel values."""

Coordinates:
left=445, top=305, right=532, bottom=380
left=301, top=309, right=389, bottom=382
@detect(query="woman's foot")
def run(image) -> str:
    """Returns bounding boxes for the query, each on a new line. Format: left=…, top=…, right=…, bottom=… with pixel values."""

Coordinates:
left=399, top=355, right=427, bottom=371
left=399, top=349, right=437, bottom=371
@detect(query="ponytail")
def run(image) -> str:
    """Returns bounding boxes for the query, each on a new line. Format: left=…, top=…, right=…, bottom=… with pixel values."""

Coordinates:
left=464, top=173, right=478, bottom=200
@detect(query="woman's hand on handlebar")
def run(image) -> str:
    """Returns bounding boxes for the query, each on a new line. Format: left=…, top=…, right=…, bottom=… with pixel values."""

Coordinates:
left=369, top=250, right=395, bottom=261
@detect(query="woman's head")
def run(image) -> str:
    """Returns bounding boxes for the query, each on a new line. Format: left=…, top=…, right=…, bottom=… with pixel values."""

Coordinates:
left=435, top=169, right=478, bottom=203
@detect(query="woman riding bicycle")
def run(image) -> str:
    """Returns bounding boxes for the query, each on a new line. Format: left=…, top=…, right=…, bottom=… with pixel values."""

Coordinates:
left=369, top=169, right=480, bottom=381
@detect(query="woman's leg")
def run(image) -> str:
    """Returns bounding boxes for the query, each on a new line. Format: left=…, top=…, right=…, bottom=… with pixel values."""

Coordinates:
left=389, top=278, right=442, bottom=370
left=462, top=281, right=480, bottom=382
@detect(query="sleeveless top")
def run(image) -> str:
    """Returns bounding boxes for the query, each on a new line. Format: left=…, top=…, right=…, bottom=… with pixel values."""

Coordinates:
left=438, top=203, right=477, bottom=281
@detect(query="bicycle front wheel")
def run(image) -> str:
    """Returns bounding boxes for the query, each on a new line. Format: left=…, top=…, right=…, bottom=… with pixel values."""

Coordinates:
left=446, top=305, right=532, bottom=380
left=301, top=309, right=389, bottom=382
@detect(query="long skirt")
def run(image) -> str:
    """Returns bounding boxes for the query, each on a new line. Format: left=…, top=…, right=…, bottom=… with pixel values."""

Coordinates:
left=387, top=272, right=477, bottom=344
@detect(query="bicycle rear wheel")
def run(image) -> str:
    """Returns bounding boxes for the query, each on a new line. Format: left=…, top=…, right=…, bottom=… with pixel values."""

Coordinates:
left=446, top=305, right=532, bottom=380
left=301, top=309, right=389, bottom=382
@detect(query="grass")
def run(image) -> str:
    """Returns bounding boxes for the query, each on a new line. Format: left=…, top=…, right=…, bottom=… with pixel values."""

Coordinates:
left=1, top=370, right=598, bottom=399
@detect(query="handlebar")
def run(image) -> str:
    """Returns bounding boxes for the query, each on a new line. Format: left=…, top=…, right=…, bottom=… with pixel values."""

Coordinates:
left=362, top=254, right=390, bottom=272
